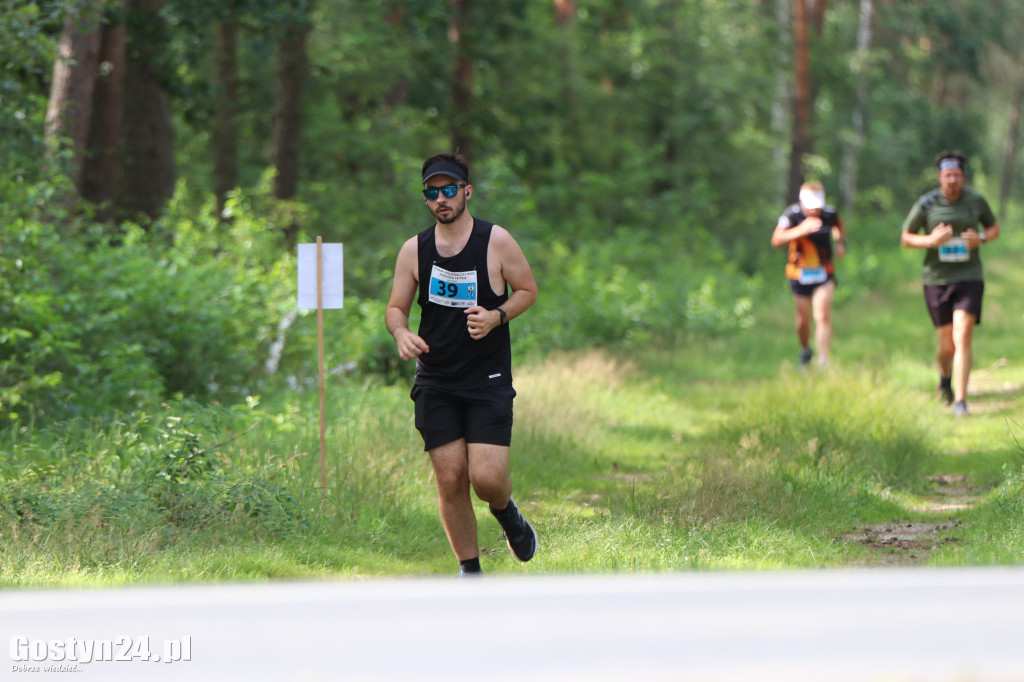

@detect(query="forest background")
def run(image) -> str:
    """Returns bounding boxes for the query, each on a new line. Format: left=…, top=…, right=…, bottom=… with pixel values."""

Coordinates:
left=2, top=0, right=1024, bottom=581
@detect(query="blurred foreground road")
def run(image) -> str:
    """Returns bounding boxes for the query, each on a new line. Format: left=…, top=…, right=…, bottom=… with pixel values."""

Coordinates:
left=4, top=568, right=1024, bottom=681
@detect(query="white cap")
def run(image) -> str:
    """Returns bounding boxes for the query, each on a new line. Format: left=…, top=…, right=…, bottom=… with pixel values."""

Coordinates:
left=799, top=188, right=825, bottom=210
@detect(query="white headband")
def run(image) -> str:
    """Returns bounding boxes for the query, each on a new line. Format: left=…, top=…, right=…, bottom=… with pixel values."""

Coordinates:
left=799, top=189, right=825, bottom=209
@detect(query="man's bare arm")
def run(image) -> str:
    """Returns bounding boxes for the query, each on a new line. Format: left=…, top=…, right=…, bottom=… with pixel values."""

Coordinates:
left=465, top=226, right=539, bottom=339
left=385, top=237, right=430, bottom=360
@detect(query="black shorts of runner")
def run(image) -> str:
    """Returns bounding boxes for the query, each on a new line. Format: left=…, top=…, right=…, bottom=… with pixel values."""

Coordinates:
left=788, top=275, right=836, bottom=298
left=923, top=281, right=984, bottom=327
left=411, top=384, right=516, bottom=452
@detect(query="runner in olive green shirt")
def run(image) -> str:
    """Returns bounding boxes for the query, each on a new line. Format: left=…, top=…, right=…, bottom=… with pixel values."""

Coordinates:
left=900, top=151, right=1000, bottom=417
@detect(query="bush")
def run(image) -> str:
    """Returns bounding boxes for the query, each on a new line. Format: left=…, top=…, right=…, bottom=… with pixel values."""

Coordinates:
left=0, top=401, right=306, bottom=539
left=0, top=184, right=298, bottom=424
left=517, top=230, right=759, bottom=354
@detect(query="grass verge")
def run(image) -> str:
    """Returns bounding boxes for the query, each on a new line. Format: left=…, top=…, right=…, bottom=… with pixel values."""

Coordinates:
left=2, top=222, right=1023, bottom=585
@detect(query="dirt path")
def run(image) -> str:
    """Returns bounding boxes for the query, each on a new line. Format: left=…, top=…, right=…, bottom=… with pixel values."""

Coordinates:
left=842, top=474, right=986, bottom=565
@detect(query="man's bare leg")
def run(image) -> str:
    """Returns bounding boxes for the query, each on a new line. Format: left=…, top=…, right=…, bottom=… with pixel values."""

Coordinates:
left=428, top=438, right=478, bottom=561
left=811, top=280, right=836, bottom=366
left=951, top=309, right=977, bottom=409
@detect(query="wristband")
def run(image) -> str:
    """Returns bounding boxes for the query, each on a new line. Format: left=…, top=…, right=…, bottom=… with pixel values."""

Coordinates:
left=496, top=307, right=507, bottom=325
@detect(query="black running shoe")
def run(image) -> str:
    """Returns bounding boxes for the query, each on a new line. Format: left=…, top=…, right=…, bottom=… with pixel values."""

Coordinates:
left=938, top=382, right=954, bottom=406
left=458, top=557, right=482, bottom=577
left=799, top=347, right=814, bottom=371
left=490, top=498, right=537, bottom=562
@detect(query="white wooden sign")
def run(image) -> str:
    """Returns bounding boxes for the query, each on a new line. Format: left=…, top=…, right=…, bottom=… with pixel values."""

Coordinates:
left=297, top=242, right=344, bottom=309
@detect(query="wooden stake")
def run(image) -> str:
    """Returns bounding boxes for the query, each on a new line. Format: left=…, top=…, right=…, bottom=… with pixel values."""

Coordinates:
left=316, top=236, right=327, bottom=497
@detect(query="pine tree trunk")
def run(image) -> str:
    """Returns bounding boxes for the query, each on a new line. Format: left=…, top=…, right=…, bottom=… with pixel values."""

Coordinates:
left=213, top=16, right=239, bottom=219
left=81, top=16, right=127, bottom=221
left=787, top=0, right=811, bottom=203
left=839, top=0, right=872, bottom=212
left=383, top=2, right=409, bottom=108
left=270, top=2, right=314, bottom=248
left=45, top=5, right=103, bottom=191
left=553, top=0, right=575, bottom=25
left=270, top=6, right=312, bottom=203
left=808, top=0, right=828, bottom=32
left=551, top=0, right=578, bottom=170
left=119, top=0, right=176, bottom=222
left=772, top=0, right=792, bottom=197
left=449, top=0, right=474, bottom=161
left=999, top=83, right=1023, bottom=218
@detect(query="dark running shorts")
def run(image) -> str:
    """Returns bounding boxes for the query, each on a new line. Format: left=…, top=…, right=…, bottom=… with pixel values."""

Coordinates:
left=923, top=281, right=984, bottom=327
left=788, top=275, right=836, bottom=298
left=411, top=384, right=516, bottom=451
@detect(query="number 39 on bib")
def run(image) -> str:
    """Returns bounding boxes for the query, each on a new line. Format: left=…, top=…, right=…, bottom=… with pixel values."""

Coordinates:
left=428, top=264, right=478, bottom=308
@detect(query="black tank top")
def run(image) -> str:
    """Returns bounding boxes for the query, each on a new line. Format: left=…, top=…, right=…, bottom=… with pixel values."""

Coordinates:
left=781, top=203, right=840, bottom=269
left=415, top=218, right=512, bottom=389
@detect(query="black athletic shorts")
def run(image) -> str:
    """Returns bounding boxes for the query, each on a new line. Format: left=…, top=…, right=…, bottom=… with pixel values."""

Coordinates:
left=411, top=384, right=516, bottom=451
left=788, top=275, right=836, bottom=298
left=923, top=281, right=984, bottom=327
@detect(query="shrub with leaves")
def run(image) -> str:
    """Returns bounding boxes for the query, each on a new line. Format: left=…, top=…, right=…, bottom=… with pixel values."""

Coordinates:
left=0, top=401, right=305, bottom=539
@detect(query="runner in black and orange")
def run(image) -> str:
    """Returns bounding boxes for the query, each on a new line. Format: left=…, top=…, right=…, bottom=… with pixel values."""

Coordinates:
left=771, top=181, right=847, bottom=370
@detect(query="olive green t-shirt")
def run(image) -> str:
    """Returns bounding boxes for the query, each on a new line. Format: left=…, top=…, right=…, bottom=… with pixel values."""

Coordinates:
left=901, top=187, right=997, bottom=285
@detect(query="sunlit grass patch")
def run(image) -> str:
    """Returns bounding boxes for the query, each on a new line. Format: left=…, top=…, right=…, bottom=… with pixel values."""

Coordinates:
left=504, top=357, right=950, bottom=572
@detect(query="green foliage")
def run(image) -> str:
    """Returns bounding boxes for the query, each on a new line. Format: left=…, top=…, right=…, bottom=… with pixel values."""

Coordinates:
left=0, top=181, right=297, bottom=423
left=0, top=401, right=305, bottom=541
left=11, top=0, right=1020, bottom=427
left=1, top=172, right=424, bottom=424
left=0, top=1, right=56, bottom=176
left=517, top=232, right=757, bottom=355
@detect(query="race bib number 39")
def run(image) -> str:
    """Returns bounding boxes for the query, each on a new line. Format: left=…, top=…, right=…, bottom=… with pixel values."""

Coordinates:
left=428, top=264, right=478, bottom=308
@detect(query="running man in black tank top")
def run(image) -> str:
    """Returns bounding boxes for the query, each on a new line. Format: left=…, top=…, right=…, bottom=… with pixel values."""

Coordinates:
left=385, top=152, right=540, bottom=576
left=771, top=180, right=847, bottom=370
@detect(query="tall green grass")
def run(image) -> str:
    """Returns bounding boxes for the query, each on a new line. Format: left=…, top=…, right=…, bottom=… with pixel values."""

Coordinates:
left=0, top=350, right=966, bottom=583
left=507, top=354, right=944, bottom=571
left=2, top=213, right=1023, bottom=585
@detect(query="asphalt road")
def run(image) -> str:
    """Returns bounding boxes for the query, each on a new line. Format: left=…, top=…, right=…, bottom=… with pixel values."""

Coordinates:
left=4, top=568, right=1024, bottom=681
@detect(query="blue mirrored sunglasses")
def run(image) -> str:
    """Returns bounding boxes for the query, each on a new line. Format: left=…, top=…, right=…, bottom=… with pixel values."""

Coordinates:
left=422, top=184, right=466, bottom=201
